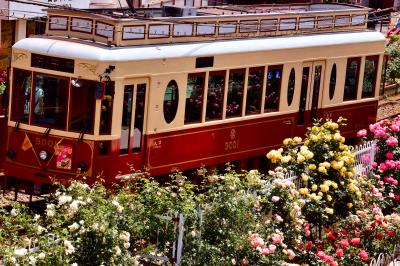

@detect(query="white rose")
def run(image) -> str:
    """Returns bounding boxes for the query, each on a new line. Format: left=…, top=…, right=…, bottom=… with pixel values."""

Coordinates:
left=38, top=252, right=46, bottom=260
left=271, top=196, right=280, bottom=202
left=14, top=248, right=28, bottom=257
left=10, top=208, right=17, bottom=217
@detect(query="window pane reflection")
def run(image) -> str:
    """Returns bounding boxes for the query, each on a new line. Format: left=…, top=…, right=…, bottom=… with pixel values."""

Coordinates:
left=11, top=69, right=31, bottom=123
left=69, top=80, right=96, bottom=134
left=362, top=56, right=379, bottom=98
left=206, top=71, right=225, bottom=121
left=100, top=82, right=114, bottom=135
left=226, top=69, right=245, bottom=118
left=31, top=74, right=69, bottom=129
left=246, top=67, right=264, bottom=115
left=185, top=73, right=205, bottom=124
left=344, top=57, right=361, bottom=101
left=265, top=65, right=282, bottom=112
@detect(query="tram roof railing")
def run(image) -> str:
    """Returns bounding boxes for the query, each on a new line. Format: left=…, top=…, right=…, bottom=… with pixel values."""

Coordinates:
left=43, top=3, right=370, bottom=47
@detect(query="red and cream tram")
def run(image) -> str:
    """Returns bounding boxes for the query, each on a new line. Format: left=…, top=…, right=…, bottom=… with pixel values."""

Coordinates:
left=3, top=3, right=386, bottom=191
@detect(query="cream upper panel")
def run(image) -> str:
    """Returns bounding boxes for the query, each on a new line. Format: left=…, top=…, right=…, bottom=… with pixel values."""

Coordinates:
left=13, top=31, right=385, bottom=76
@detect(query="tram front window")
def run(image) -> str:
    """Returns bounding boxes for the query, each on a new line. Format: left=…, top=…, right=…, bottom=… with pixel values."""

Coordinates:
left=69, top=80, right=96, bottom=134
left=32, top=74, right=69, bottom=129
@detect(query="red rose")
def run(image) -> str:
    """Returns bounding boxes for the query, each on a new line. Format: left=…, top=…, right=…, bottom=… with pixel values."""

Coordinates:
left=339, top=239, right=349, bottom=248
left=328, top=233, right=336, bottom=241
left=350, top=238, right=361, bottom=246
left=387, top=231, right=396, bottom=237
left=306, top=241, right=313, bottom=249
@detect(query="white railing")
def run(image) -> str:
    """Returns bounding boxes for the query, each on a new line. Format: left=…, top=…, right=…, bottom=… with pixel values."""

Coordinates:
left=369, top=245, right=400, bottom=266
left=354, top=141, right=376, bottom=176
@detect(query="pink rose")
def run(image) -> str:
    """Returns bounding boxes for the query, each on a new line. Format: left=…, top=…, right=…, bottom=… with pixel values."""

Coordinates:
left=359, top=250, right=368, bottom=261
left=393, top=179, right=398, bottom=186
left=287, top=249, right=296, bottom=260
left=372, top=162, right=378, bottom=168
left=374, top=128, right=387, bottom=137
left=391, top=124, right=400, bottom=132
left=241, top=258, right=248, bottom=265
left=387, top=136, right=398, bottom=146
left=268, top=244, right=276, bottom=253
left=261, top=248, right=270, bottom=255
left=339, top=239, right=349, bottom=248
left=335, top=248, right=344, bottom=257
left=317, top=251, right=327, bottom=260
left=357, top=129, right=367, bottom=137
left=271, top=233, right=283, bottom=244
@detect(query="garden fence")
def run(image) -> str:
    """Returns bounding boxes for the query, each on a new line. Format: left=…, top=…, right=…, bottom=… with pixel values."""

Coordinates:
left=369, top=244, right=400, bottom=266
left=354, top=141, right=376, bottom=176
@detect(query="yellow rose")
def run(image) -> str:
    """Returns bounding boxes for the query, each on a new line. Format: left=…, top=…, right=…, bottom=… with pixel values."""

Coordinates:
left=293, top=137, right=302, bottom=143
left=299, top=188, right=309, bottom=195
left=308, top=164, right=317, bottom=170
left=281, top=155, right=292, bottom=163
left=331, top=182, right=338, bottom=189
left=347, top=203, right=353, bottom=209
left=320, top=185, right=329, bottom=193
left=305, top=151, right=314, bottom=160
left=326, top=195, right=332, bottom=202
left=356, top=191, right=362, bottom=198
left=318, top=192, right=323, bottom=196
left=346, top=172, right=353, bottom=178
left=333, top=133, right=342, bottom=141
left=283, top=138, right=292, bottom=146
left=325, top=208, right=334, bottom=215
left=318, top=166, right=327, bottom=174
left=311, top=184, right=318, bottom=191
left=301, top=174, right=309, bottom=182
left=297, top=154, right=305, bottom=163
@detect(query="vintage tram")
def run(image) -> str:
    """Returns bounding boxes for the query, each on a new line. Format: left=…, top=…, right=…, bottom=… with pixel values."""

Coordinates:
left=3, top=3, right=385, bottom=192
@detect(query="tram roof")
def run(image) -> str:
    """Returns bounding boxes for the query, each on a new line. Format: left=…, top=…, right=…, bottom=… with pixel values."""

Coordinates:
left=42, top=3, right=371, bottom=47
left=14, top=31, right=385, bottom=63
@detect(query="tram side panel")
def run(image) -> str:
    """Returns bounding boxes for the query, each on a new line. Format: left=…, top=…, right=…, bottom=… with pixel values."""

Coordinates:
left=144, top=113, right=294, bottom=176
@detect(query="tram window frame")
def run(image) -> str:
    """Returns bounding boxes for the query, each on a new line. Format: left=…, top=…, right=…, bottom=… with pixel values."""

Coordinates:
left=185, top=73, right=205, bottom=124
left=264, top=65, right=283, bottom=112
left=362, top=55, right=379, bottom=99
left=246, top=67, right=264, bottom=115
left=69, top=79, right=96, bottom=134
left=100, top=82, right=115, bottom=135
left=329, top=64, right=337, bottom=100
left=206, top=70, right=226, bottom=121
left=287, top=68, right=296, bottom=106
left=343, top=57, right=361, bottom=101
left=133, top=83, right=146, bottom=152
left=163, top=80, right=179, bottom=124
left=10, top=68, right=32, bottom=123
left=120, top=85, right=133, bottom=155
left=31, top=73, right=69, bottom=130
left=226, top=68, right=245, bottom=118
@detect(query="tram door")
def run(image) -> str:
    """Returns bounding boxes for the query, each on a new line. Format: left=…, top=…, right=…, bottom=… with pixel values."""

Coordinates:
left=297, top=61, right=325, bottom=128
left=120, top=79, right=148, bottom=168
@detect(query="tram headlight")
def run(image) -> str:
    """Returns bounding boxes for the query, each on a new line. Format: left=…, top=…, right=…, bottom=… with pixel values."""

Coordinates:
left=38, top=150, right=49, bottom=161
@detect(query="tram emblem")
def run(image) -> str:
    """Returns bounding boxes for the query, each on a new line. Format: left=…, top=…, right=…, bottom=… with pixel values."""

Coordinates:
left=230, top=129, right=236, bottom=140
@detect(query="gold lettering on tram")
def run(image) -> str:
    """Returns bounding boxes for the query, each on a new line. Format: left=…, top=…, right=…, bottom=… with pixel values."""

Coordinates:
left=35, top=138, right=55, bottom=148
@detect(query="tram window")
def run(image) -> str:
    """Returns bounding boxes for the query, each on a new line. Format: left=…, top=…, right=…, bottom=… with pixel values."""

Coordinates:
left=185, top=73, right=205, bottom=124
left=120, top=85, right=133, bottom=154
left=287, top=68, right=295, bottom=106
left=246, top=67, right=264, bottom=115
left=206, top=71, right=225, bottom=121
left=226, top=68, right=245, bottom=118
left=265, top=65, right=283, bottom=112
left=163, top=80, right=179, bottom=124
left=329, top=64, right=337, bottom=100
left=362, top=55, right=379, bottom=98
left=11, top=69, right=31, bottom=123
left=31, top=74, right=69, bottom=130
left=133, top=84, right=146, bottom=151
left=100, top=82, right=114, bottom=135
left=69, top=80, right=96, bottom=134
left=343, top=57, right=361, bottom=101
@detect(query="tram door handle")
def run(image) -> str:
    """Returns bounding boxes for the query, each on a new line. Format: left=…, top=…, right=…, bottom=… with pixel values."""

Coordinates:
left=283, top=120, right=292, bottom=125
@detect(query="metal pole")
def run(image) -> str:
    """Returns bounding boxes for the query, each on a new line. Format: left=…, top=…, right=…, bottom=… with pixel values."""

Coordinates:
left=382, top=55, right=388, bottom=96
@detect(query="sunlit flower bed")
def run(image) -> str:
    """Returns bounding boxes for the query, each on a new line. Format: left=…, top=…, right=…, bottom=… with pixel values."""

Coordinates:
left=0, top=118, right=400, bottom=266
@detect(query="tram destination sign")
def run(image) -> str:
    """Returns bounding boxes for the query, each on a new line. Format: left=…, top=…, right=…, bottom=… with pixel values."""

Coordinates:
left=31, top=54, right=75, bottom=73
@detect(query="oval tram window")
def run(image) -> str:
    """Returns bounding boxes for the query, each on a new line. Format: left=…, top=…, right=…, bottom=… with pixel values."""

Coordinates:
left=329, top=64, right=337, bottom=100
left=287, top=68, right=295, bottom=106
left=163, top=80, right=179, bottom=124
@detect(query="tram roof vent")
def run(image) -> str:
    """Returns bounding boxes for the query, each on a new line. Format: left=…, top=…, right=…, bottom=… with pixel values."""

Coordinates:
left=162, top=6, right=197, bottom=17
